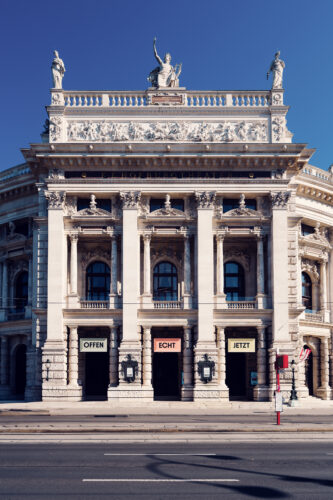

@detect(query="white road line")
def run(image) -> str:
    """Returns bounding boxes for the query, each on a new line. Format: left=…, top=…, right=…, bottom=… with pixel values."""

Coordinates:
left=104, top=453, right=217, bottom=456
left=326, top=453, right=333, bottom=455
left=83, top=479, right=239, bottom=483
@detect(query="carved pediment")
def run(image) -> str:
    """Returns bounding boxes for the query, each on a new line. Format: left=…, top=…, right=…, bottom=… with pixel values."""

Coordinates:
left=223, top=207, right=260, bottom=217
left=150, top=207, right=185, bottom=217
left=76, top=207, right=111, bottom=217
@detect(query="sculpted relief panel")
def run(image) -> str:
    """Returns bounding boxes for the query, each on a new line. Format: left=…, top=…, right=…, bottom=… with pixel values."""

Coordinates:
left=66, top=120, right=268, bottom=143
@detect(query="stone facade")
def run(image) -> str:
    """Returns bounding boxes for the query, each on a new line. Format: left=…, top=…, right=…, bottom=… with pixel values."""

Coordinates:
left=0, top=83, right=332, bottom=403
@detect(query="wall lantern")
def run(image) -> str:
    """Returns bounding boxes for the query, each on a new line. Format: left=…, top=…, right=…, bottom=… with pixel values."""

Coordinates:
left=121, top=354, right=138, bottom=383
left=45, top=359, right=51, bottom=381
left=197, top=354, right=215, bottom=384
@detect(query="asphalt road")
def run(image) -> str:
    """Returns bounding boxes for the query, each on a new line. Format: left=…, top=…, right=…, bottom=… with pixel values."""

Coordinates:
left=0, top=442, right=332, bottom=499
left=0, top=412, right=333, bottom=425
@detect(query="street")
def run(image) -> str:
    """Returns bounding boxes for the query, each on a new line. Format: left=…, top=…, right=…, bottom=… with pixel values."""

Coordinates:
left=0, top=442, right=333, bottom=498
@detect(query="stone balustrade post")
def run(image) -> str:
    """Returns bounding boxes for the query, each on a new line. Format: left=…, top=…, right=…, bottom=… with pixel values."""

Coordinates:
left=68, top=326, right=79, bottom=386
left=109, top=326, right=118, bottom=387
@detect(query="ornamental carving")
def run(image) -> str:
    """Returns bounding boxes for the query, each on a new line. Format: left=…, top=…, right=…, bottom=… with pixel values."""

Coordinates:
left=65, top=197, right=77, bottom=215
left=48, top=168, right=64, bottom=180
left=76, top=195, right=112, bottom=216
left=271, top=115, right=293, bottom=142
left=51, top=92, right=64, bottom=105
left=151, top=248, right=182, bottom=266
left=195, top=191, right=216, bottom=209
left=270, top=191, right=291, bottom=208
left=223, top=194, right=261, bottom=217
left=49, top=116, right=63, bottom=142
left=81, top=248, right=111, bottom=269
left=44, top=190, right=66, bottom=209
left=301, top=223, right=330, bottom=246
left=149, top=195, right=185, bottom=218
left=66, top=120, right=268, bottom=143
left=224, top=249, right=250, bottom=271
left=120, top=191, right=141, bottom=209
left=302, top=259, right=319, bottom=282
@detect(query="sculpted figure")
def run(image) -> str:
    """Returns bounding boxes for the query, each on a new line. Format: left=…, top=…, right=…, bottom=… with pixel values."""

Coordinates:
left=267, top=51, right=285, bottom=89
left=148, top=38, right=182, bottom=88
left=51, top=50, right=66, bottom=89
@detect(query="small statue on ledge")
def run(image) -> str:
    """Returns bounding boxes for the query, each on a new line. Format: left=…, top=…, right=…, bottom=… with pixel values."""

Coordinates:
left=267, top=51, right=285, bottom=89
left=51, top=50, right=66, bottom=89
left=148, top=37, right=182, bottom=88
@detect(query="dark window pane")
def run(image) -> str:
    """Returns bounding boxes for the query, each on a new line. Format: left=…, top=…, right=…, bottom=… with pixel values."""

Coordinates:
left=171, top=199, right=184, bottom=211
left=150, top=199, right=164, bottom=212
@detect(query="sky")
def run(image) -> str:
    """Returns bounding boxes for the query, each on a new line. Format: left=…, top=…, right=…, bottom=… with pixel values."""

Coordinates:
left=1, top=0, right=332, bottom=171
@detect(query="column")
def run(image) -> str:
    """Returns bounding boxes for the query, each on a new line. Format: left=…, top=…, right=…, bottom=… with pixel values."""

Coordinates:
left=0, top=261, right=7, bottom=321
left=109, top=236, right=118, bottom=308
left=68, top=326, right=79, bottom=386
left=109, top=326, right=118, bottom=387
left=256, top=235, right=265, bottom=308
left=0, top=337, right=8, bottom=386
left=216, top=234, right=225, bottom=305
left=182, top=327, right=193, bottom=400
left=70, top=233, right=78, bottom=295
left=270, top=192, right=290, bottom=342
left=142, top=326, right=152, bottom=388
left=196, top=192, right=215, bottom=342
left=183, top=235, right=191, bottom=308
left=28, top=256, right=33, bottom=305
left=216, top=326, right=227, bottom=390
left=320, top=258, right=328, bottom=312
left=254, top=326, right=268, bottom=401
left=318, top=337, right=330, bottom=399
left=143, top=234, right=151, bottom=296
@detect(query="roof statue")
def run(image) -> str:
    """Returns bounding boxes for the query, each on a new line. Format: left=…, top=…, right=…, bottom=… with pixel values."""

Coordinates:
left=51, top=50, right=66, bottom=89
left=148, top=37, right=182, bottom=88
left=267, top=51, right=285, bottom=89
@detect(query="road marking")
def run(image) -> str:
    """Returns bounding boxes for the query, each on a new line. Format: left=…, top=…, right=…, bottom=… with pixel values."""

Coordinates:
left=104, top=453, right=217, bottom=456
left=83, top=479, right=239, bottom=483
left=326, top=453, right=333, bottom=455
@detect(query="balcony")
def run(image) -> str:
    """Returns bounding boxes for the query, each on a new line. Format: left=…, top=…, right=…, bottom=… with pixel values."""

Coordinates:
left=304, top=310, right=324, bottom=322
left=227, top=300, right=257, bottom=310
left=80, top=300, right=109, bottom=309
left=153, top=301, right=183, bottom=310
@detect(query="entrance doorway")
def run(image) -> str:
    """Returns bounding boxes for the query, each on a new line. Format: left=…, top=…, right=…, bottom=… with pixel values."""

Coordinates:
left=226, top=352, right=247, bottom=398
left=304, top=346, right=313, bottom=396
left=14, top=344, right=26, bottom=397
left=84, top=352, right=109, bottom=400
left=153, top=352, right=181, bottom=400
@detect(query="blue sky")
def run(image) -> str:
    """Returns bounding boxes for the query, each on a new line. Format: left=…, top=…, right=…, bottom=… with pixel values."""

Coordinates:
left=1, top=0, right=332, bottom=171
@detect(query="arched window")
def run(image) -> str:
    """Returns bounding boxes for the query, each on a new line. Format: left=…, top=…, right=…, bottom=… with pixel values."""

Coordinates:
left=86, top=261, right=110, bottom=300
left=224, top=261, right=245, bottom=301
left=302, top=272, right=312, bottom=310
left=15, top=271, right=28, bottom=312
left=153, top=261, right=178, bottom=301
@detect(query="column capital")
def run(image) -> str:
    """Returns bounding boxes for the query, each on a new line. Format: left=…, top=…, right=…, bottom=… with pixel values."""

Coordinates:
left=70, top=232, right=79, bottom=243
left=45, top=190, right=66, bottom=210
left=270, top=191, right=291, bottom=209
left=195, top=191, right=216, bottom=209
left=120, top=191, right=141, bottom=209
left=143, top=233, right=152, bottom=243
left=216, top=233, right=225, bottom=242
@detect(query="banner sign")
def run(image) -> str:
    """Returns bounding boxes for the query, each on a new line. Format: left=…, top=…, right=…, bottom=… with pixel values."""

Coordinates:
left=154, top=338, right=181, bottom=353
left=80, top=338, right=108, bottom=352
left=228, top=338, right=256, bottom=353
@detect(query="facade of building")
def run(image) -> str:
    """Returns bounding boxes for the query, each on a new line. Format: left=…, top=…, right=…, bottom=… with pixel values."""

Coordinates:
left=1, top=67, right=333, bottom=403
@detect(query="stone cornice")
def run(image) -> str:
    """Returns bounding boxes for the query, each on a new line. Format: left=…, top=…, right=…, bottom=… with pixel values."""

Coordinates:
left=296, top=183, right=333, bottom=206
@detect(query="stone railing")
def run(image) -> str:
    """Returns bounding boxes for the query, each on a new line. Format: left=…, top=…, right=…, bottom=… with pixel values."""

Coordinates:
left=227, top=301, right=257, bottom=310
left=304, top=311, right=324, bottom=322
left=153, top=301, right=183, bottom=309
left=80, top=300, right=109, bottom=309
left=302, top=166, right=331, bottom=183
left=62, top=90, right=271, bottom=109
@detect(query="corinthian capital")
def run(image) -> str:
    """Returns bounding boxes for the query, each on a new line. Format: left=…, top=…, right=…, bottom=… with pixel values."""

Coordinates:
left=270, top=191, right=291, bottom=209
left=120, top=191, right=141, bottom=209
left=45, top=190, right=66, bottom=210
left=195, top=191, right=216, bottom=209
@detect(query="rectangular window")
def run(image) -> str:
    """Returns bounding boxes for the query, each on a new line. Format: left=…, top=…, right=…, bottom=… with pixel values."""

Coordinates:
left=301, top=224, right=314, bottom=236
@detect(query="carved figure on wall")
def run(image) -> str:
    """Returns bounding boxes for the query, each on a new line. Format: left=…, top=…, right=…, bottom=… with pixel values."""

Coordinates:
left=267, top=51, right=285, bottom=89
left=51, top=50, right=66, bottom=89
left=148, top=38, right=182, bottom=88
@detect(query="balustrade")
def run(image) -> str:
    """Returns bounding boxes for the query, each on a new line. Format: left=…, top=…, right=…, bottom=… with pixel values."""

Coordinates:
left=227, top=301, right=257, bottom=310
left=80, top=300, right=108, bottom=309
left=153, top=301, right=183, bottom=309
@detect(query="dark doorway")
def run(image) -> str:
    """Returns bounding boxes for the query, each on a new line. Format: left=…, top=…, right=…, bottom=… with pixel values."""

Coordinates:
left=85, top=352, right=109, bottom=400
left=226, top=352, right=247, bottom=399
left=153, top=352, right=180, bottom=400
left=14, top=344, right=26, bottom=397
left=304, top=347, right=314, bottom=396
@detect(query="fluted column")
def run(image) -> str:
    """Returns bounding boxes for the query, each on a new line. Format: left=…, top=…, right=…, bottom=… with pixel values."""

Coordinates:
left=109, top=327, right=118, bottom=387
left=68, top=326, right=79, bottom=386
left=70, top=233, right=78, bottom=295
left=216, top=326, right=227, bottom=390
left=143, top=234, right=151, bottom=296
left=110, top=236, right=118, bottom=308
left=183, top=235, right=191, bottom=308
left=142, top=326, right=152, bottom=388
left=0, top=337, right=8, bottom=386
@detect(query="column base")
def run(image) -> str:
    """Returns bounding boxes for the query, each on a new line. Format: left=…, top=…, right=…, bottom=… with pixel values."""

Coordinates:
left=253, top=385, right=270, bottom=401
left=108, top=385, right=154, bottom=402
left=141, top=294, right=153, bottom=309
left=256, top=294, right=266, bottom=309
left=316, top=386, right=331, bottom=400
left=67, top=294, right=79, bottom=308
left=215, top=294, right=226, bottom=308
left=109, top=293, right=119, bottom=309
left=181, top=385, right=194, bottom=401
left=183, top=294, right=192, bottom=309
